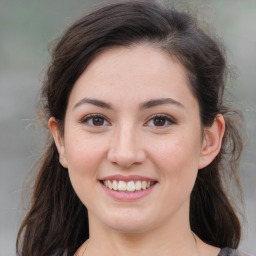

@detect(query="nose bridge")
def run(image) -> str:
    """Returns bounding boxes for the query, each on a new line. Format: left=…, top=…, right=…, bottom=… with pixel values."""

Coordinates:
left=108, top=121, right=145, bottom=168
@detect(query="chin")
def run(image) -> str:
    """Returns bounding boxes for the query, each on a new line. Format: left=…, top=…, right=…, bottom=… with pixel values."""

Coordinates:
left=109, top=221, right=152, bottom=234
left=100, top=209, right=154, bottom=234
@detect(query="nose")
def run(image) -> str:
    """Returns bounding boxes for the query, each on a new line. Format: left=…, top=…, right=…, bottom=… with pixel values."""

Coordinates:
left=107, top=124, right=146, bottom=169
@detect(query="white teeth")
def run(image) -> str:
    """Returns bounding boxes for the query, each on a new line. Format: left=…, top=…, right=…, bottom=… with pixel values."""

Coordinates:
left=107, top=180, right=113, bottom=189
left=113, top=180, right=118, bottom=191
left=135, top=180, right=142, bottom=191
left=127, top=181, right=136, bottom=192
left=118, top=181, right=127, bottom=191
left=142, top=181, right=147, bottom=190
left=103, top=180, right=154, bottom=192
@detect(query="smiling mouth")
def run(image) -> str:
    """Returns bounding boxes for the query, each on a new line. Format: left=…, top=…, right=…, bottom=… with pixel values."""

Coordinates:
left=101, top=180, right=157, bottom=192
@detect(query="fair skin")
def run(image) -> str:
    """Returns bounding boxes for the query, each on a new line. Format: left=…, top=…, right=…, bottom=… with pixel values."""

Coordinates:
left=49, top=44, right=225, bottom=256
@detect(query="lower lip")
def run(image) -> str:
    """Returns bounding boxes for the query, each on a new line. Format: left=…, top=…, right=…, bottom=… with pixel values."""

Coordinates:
left=100, top=182, right=156, bottom=201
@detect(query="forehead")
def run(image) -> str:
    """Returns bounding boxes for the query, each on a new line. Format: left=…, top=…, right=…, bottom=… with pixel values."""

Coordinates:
left=67, top=44, right=198, bottom=111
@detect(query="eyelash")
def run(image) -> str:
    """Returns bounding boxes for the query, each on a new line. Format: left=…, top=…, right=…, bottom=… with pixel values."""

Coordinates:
left=145, top=114, right=176, bottom=128
left=80, top=113, right=176, bottom=128
left=80, top=114, right=110, bottom=127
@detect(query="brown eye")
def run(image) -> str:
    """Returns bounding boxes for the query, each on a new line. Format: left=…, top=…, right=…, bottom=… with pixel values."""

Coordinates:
left=92, top=116, right=104, bottom=126
left=145, top=114, right=176, bottom=128
left=81, top=114, right=110, bottom=127
left=153, top=117, right=166, bottom=126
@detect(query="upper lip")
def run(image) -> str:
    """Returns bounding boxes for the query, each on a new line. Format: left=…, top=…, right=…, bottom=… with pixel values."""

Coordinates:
left=100, top=175, right=157, bottom=182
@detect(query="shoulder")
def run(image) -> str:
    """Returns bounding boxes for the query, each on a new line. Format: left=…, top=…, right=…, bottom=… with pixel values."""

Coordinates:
left=219, top=248, right=254, bottom=256
left=50, top=245, right=78, bottom=256
left=48, top=241, right=87, bottom=256
left=73, top=240, right=89, bottom=256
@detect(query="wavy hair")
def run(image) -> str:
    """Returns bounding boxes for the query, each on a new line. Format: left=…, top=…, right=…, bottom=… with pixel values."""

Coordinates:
left=17, top=1, right=244, bottom=255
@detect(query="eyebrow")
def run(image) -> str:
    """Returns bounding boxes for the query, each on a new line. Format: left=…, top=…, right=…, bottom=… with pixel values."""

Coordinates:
left=73, top=97, right=184, bottom=110
left=139, top=98, right=185, bottom=110
left=73, top=98, right=112, bottom=110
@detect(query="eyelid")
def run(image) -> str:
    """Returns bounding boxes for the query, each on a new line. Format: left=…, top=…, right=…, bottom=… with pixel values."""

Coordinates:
left=80, top=113, right=111, bottom=127
left=144, top=114, right=176, bottom=127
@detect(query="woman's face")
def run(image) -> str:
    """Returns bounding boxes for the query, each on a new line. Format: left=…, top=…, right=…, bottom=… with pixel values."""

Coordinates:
left=52, top=44, right=212, bottom=234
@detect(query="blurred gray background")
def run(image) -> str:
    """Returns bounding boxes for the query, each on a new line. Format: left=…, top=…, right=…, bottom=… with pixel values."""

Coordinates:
left=0, top=0, right=255, bottom=255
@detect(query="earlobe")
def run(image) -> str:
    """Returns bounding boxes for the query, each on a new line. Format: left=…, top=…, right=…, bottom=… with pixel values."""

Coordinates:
left=199, top=115, right=225, bottom=169
left=48, top=117, right=68, bottom=168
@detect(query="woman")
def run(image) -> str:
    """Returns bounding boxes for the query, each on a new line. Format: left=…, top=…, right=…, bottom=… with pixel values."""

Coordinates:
left=16, top=1, right=249, bottom=256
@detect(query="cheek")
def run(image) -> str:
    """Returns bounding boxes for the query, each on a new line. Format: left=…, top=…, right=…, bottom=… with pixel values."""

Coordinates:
left=150, top=133, right=201, bottom=186
left=64, top=133, right=108, bottom=205
left=64, top=130, right=107, bottom=178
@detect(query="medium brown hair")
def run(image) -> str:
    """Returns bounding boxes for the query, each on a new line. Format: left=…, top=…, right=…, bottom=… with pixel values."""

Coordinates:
left=17, top=1, right=244, bottom=255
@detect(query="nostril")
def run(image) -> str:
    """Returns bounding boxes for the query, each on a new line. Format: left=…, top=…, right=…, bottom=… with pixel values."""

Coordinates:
left=107, top=147, right=146, bottom=168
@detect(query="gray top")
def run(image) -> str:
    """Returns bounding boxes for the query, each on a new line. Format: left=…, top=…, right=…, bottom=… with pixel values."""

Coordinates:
left=57, top=247, right=253, bottom=256
left=218, top=248, right=253, bottom=256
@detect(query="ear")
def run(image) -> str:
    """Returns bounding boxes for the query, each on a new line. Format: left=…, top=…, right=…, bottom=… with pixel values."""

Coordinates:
left=198, top=114, right=225, bottom=169
left=48, top=117, right=68, bottom=168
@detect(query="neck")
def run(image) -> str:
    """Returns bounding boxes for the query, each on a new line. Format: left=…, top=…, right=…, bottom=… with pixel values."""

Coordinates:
left=86, top=211, right=199, bottom=256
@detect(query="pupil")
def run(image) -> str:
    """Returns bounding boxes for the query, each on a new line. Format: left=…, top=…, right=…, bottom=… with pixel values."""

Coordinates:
left=153, top=117, right=165, bottom=126
left=93, top=117, right=104, bottom=126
